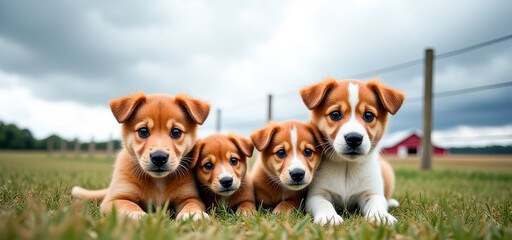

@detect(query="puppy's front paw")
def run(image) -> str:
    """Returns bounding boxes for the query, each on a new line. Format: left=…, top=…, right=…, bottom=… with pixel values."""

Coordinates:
left=178, top=211, right=210, bottom=221
left=121, top=211, right=147, bottom=220
left=366, top=211, right=397, bottom=225
left=314, top=213, right=344, bottom=226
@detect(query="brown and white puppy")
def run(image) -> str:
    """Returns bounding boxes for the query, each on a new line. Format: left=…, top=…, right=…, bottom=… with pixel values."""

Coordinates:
left=250, top=120, right=323, bottom=213
left=300, top=78, right=404, bottom=225
left=71, top=91, right=210, bottom=221
left=190, top=133, right=256, bottom=214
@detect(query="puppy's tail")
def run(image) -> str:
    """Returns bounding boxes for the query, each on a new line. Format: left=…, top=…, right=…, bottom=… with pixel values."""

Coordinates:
left=71, top=186, right=108, bottom=201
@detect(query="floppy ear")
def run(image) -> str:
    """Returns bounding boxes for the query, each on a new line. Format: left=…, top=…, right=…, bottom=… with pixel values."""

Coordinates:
left=366, top=79, right=405, bottom=115
left=250, top=122, right=280, bottom=152
left=307, top=123, right=324, bottom=151
left=189, top=140, right=204, bottom=169
left=175, top=94, right=211, bottom=125
left=300, top=78, right=338, bottom=110
left=109, top=91, right=147, bottom=123
left=228, top=133, right=254, bottom=157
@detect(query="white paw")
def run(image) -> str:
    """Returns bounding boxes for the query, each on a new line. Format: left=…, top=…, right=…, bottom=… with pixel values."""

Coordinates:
left=366, top=211, right=397, bottom=225
left=388, top=198, right=399, bottom=208
left=121, top=211, right=147, bottom=220
left=178, top=211, right=210, bottom=221
left=314, top=213, right=344, bottom=226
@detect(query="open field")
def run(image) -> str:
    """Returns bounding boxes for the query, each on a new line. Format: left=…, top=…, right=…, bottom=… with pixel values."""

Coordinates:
left=0, top=151, right=511, bottom=239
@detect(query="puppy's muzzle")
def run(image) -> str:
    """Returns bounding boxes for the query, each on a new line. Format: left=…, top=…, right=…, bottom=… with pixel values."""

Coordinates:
left=150, top=151, right=168, bottom=168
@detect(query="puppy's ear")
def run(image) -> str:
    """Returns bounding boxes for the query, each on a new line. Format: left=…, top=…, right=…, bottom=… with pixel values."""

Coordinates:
left=307, top=123, right=324, bottom=151
left=175, top=94, right=211, bottom=125
left=300, top=78, right=338, bottom=110
left=189, top=140, right=204, bottom=169
left=366, top=79, right=405, bottom=115
left=250, top=122, right=280, bottom=152
left=109, top=91, right=147, bottom=123
left=228, top=134, right=254, bottom=157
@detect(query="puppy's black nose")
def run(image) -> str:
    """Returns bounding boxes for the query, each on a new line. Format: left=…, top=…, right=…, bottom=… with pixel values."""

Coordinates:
left=219, top=177, right=233, bottom=188
left=345, top=133, right=363, bottom=149
left=290, top=169, right=305, bottom=182
left=150, top=151, right=168, bottom=167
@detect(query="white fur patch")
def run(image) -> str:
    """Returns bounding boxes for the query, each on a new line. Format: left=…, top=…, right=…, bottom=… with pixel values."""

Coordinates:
left=332, top=82, right=371, bottom=156
left=218, top=165, right=231, bottom=179
left=287, top=125, right=306, bottom=172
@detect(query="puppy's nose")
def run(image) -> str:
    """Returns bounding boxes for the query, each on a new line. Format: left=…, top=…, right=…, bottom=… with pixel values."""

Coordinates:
left=219, top=177, right=233, bottom=188
left=290, top=169, right=305, bottom=182
left=150, top=151, right=168, bottom=167
left=345, top=133, right=363, bottom=149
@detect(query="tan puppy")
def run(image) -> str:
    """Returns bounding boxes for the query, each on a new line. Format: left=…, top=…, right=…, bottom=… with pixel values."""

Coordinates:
left=300, top=78, right=404, bottom=225
left=250, top=120, right=323, bottom=213
left=190, top=133, right=256, bottom=214
left=72, top=91, right=210, bottom=221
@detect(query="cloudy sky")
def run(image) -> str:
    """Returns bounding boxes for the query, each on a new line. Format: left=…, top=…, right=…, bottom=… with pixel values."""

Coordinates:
left=0, top=0, right=511, bottom=147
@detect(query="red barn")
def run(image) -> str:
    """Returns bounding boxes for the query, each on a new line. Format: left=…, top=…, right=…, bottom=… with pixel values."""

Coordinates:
left=380, top=130, right=448, bottom=158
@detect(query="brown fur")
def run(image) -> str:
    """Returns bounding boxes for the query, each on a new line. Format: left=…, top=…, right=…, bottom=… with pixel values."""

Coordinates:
left=300, top=78, right=404, bottom=200
left=190, top=133, right=256, bottom=214
left=250, top=120, right=323, bottom=212
left=72, top=92, right=211, bottom=220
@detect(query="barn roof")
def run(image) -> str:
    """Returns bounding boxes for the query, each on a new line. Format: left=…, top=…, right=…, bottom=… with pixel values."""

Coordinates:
left=380, top=129, right=446, bottom=149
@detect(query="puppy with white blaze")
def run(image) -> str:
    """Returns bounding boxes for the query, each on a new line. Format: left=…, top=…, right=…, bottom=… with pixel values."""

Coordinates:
left=300, top=78, right=405, bottom=226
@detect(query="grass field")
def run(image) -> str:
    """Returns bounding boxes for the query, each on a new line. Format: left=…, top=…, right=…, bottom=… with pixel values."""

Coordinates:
left=0, top=151, right=511, bottom=240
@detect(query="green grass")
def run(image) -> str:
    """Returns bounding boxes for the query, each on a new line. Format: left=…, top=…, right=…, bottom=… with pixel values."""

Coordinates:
left=0, top=151, right=511, bottom=239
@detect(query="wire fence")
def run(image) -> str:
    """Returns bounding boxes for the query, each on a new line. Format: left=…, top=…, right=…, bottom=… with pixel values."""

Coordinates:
left=211, top=33, right=512, bottom=145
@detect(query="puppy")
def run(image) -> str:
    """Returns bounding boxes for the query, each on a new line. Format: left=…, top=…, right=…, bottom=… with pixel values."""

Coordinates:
left=190, top=133, right=256, bottom=214
left=300, top=78, right=404, bottom=225
left=250, top=120, right=323, bottom=213
left=72, top=91, right=210, bottom=221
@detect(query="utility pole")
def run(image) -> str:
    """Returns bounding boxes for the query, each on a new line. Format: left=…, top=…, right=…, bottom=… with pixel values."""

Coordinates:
left=267, top=94, right=273, bottom=122
left=216, top=109, right=221, bottom=132
left=422, top=49, right=434, bottom=170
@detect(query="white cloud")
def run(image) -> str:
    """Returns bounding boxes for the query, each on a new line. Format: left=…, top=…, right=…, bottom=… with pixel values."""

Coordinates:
left=0, top=71, right=120, bottom=142
left=432, top=125, right=512, bottom=148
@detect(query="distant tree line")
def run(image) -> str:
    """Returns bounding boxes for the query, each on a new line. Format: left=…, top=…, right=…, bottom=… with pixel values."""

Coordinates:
left=449, top=146, right=512, bottom=155
left=0, top=121, right=121, bottom=150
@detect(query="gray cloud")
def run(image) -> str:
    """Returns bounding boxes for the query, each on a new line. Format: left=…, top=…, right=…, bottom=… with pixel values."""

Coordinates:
left=0, top=0, right=511, bottom=141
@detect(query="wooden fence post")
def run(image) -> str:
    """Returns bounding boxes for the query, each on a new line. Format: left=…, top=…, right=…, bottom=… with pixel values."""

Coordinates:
left=422, top=49, right=434, bottom=170
left=74, top=138, right=80, bottom=158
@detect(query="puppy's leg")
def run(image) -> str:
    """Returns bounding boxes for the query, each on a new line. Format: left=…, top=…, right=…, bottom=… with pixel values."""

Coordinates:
left=306, top=194, right=343, bottom=226
left=360, top=194, right=397, bottom=225
left=273, top=200, right=299, bottom=213
left=101, top=199, right=147, bottom=220
left=236, top=201, right=257, bottom=215
left=379, top=158, right=399, bottom=208
left=174, top=180, right=209, bottom=221
left=175, top=198, right=209, bottom=221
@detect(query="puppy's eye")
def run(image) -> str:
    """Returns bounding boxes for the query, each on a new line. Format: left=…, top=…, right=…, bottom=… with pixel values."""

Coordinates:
left=276, top=149, right=287, bottom=158
left=329, top=110, right=343, bottom=121
left=303, top=148, right=313, bottom=157
left=137, top=127, right=150, bottom=138
left=170, top=128, right=182, bottom=139
left=203, top=162, right=214, bottom=170
left=230, top=157, right=238, bottom=166
left=363, top=112, right=375, bottom=122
